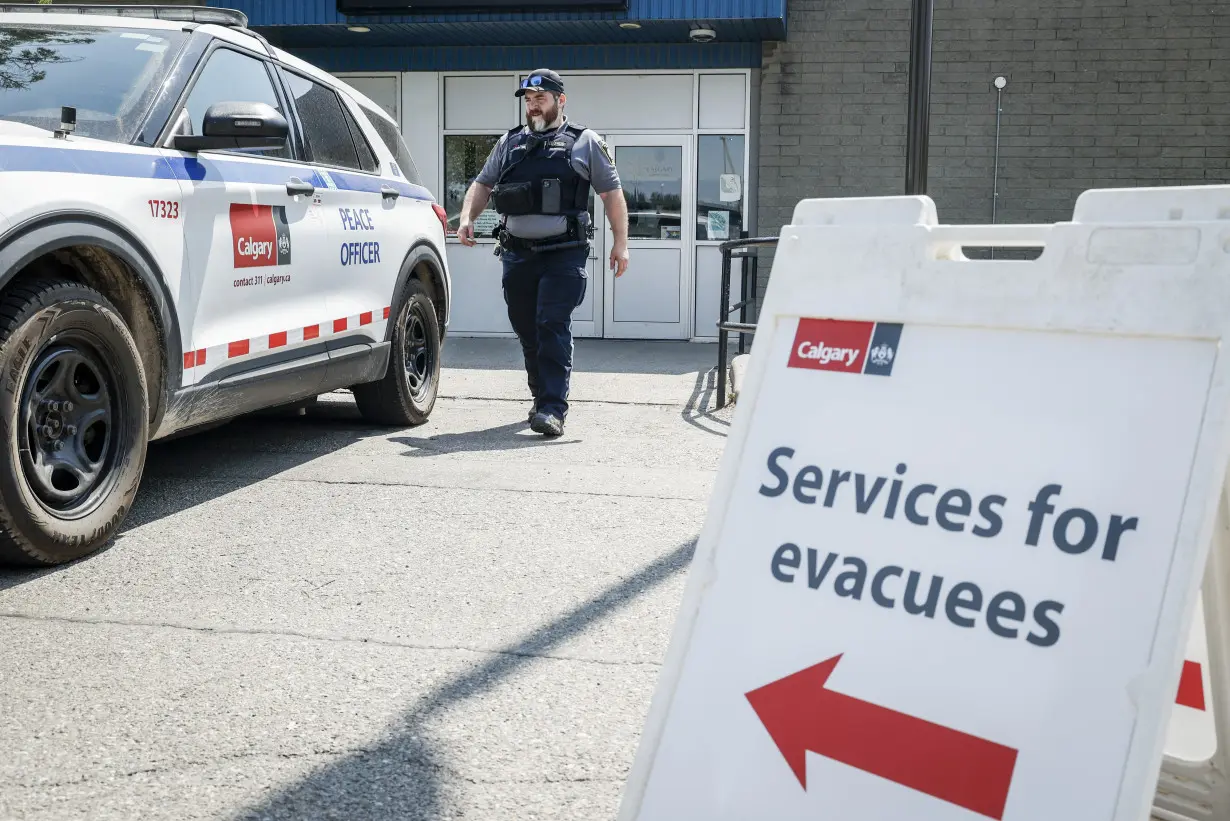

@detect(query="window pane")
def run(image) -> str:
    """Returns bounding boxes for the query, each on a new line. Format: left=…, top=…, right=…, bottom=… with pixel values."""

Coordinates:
left=362, top=107, right=424, bottom=185
left=183, top=47, right=288, bottom=159
left=696, top=135, right=745, bottom=241
left=342, top=106, right=379, bottom=173
left=617, top=146, right=683, bottom=241
left=444, top=134, right=500, bottom=236
left=284, top=72, right=360, bottom=170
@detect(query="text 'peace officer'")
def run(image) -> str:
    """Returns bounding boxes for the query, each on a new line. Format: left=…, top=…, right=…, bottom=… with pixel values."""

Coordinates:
left=339, top=208, right=374, bottom=231
left=341, top=242, right=380, bottom=266
left=758, top=446, right=1143, bottom=649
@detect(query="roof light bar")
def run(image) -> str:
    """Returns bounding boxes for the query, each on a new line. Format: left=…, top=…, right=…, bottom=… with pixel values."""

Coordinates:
left=0, top=4, right=248, bottom=28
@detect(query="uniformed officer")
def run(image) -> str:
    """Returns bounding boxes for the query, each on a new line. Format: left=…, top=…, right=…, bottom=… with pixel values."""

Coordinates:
left=457, top=68, right=628, bottom=437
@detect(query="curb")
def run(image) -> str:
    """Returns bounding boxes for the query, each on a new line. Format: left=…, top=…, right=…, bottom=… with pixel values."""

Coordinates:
left=729, top=354, right=750, bottom=403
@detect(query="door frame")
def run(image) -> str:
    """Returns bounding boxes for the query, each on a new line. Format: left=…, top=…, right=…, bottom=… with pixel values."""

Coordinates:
left=572, top=132, right=607, bottom=339
left=601, top=133, right=694, bottom=340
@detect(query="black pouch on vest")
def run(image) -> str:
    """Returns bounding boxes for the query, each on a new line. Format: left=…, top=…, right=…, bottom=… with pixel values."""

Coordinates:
left=492, top=181, right=536, bottom=215
left=541, top=179, right=561, bottom=214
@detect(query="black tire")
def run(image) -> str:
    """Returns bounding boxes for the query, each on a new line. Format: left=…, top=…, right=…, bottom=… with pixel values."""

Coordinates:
left=352, top=278, right=441, bottom=426
left=0, top=279, right=149, bottom=566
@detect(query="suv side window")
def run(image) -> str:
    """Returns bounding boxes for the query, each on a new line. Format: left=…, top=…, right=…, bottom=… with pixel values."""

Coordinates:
left=180, top=47, right=290, bottom=160
left=283, top=71, right=377, bottom=174
left=361, top=106, right=424, bottom=186
left=343, top=111, right=380, bottom=174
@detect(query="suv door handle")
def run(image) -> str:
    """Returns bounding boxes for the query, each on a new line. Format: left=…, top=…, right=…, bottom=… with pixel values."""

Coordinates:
left=380, top=185, right=400, bottom=200
left=286, top=177, right=315, bottom=196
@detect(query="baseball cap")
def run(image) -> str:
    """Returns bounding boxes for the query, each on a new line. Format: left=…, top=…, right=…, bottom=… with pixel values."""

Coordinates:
left=516, top=68, right=565, bottom=96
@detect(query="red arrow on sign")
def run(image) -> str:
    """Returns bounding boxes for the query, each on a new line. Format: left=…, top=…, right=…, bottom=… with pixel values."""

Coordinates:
left=745, top=654, right=1019, bottom=820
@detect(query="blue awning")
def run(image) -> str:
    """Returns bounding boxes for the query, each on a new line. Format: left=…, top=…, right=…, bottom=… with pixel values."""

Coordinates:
left=209, top=0, right=787, bottom=52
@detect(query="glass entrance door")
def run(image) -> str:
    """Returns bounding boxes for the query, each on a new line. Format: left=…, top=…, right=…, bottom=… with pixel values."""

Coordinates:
left=602, top=135, right=693, bottom=340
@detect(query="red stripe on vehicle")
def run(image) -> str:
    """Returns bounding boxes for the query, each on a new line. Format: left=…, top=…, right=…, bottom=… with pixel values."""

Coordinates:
left=1177, top=660, right=1206, bottom=710
left=187, top=305, right=385, bottom=369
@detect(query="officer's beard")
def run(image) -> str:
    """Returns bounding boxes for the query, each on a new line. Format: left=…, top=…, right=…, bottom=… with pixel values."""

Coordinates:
left=529, top=99, right=561, bottom=132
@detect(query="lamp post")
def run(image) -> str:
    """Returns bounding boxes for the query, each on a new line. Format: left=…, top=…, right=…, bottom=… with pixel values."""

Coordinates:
left=904, top=0, right=934, bottom=196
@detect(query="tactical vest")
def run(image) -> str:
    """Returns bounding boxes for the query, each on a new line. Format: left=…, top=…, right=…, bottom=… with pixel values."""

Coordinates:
left=491, top=121, right=591, bottom=223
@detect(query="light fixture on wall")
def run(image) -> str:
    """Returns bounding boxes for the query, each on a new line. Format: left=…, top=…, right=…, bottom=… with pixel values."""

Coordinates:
left=347, top=25, right=370, bottom=32
left=689, top=27, right=717, bottom=43
left=619, top=21, right=641, bottom=29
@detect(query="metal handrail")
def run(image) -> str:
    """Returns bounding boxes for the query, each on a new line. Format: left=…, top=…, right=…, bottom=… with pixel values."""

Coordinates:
left=716, top=234, right=778, bottom=408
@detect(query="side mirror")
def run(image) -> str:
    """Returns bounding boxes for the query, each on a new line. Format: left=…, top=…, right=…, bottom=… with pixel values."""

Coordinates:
left=172, top=101, right=288, bottom=152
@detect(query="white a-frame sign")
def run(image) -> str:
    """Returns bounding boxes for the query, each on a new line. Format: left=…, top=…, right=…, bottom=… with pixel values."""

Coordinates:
left=620, top=186, right=1230, bottom=821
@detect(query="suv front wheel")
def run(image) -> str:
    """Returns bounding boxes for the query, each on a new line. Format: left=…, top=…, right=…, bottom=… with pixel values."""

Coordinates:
left=353, top=278, right=441, bottom=426
left=0, top=279, right=149, bottom=566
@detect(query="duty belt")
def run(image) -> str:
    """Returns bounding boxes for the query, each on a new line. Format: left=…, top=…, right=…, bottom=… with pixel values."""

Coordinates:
left=493, top=218, right=594, bottom=257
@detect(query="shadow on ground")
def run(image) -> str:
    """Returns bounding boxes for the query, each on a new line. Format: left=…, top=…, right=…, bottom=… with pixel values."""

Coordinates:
left=391, top=421, right=581, bottom=456
left=0, top=398, right=378, bottom=592
left=681, top=366, right=731, bottom=438
left=230, top=537, right=697, bottom=821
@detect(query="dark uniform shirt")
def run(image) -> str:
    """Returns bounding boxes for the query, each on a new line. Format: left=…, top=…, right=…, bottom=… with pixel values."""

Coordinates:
left=475, top=116, right=622, bottom=240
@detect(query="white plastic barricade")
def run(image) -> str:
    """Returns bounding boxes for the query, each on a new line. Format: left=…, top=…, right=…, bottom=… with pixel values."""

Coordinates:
left=617, top=187, right=1230, bottom=821
left=1156, top=513, right=1230, bottom=821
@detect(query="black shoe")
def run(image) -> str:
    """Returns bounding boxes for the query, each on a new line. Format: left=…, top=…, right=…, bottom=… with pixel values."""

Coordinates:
left=530, top=411, right=564, bottom=437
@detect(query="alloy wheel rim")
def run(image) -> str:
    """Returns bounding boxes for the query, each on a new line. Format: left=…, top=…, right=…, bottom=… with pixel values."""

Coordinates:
left=18, top=338, right=121, bottom=515
left=403, top=303, right=434, bottom=400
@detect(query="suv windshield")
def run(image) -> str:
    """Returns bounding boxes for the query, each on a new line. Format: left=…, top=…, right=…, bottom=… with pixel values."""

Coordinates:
left=0, top=22, right=187, bottom=143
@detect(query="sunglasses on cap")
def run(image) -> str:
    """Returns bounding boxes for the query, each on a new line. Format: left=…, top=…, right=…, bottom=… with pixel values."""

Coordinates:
left=518, top=74, right=563, bottom=94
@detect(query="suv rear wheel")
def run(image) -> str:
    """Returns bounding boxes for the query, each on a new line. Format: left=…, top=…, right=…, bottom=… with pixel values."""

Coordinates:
left=0, top=279, right=148, bottom=566
left=353, top=278, right=440, bottom=426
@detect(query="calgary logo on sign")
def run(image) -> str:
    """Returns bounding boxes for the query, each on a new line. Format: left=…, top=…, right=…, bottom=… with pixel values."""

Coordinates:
left=230, top=203, right=293, bottom=269
left=869, top=341, right=894, bottom=368
left=788, top=317, right=903, bottom=376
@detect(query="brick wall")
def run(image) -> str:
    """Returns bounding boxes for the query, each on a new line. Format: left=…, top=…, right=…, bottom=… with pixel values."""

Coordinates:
left=750, top=0, right=1230, bottom=287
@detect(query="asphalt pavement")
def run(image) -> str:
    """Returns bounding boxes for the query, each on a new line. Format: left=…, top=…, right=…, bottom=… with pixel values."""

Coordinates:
left=0, top=337, right=733, bottom=821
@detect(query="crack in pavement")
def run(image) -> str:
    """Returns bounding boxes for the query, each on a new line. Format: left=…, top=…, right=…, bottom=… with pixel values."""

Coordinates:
left=459, top=775, right=626, bottom=786
left=136, top=475, right=709, bottom=503
left=0, top=613, right=666, bottom=670
left=14, top=748, right=381, bottom=790
left=16, top=749, right=626, bottom=791
left=16, top=766, right=167, bottom=791
left=272, top=477, right=707, bottom=502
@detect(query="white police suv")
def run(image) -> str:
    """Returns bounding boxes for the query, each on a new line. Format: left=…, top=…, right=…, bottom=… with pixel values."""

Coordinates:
left=0, top=4, right=453, bottom=565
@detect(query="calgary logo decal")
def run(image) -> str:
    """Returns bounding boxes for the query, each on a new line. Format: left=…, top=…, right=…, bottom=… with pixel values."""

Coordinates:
left=230, top=203, right=292, bottom=269
left=788, top=317, right=903, bottom=377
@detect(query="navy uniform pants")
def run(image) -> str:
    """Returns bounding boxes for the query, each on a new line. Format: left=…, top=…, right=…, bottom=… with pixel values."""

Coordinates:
left=500, top=243, right=589, bottom=419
